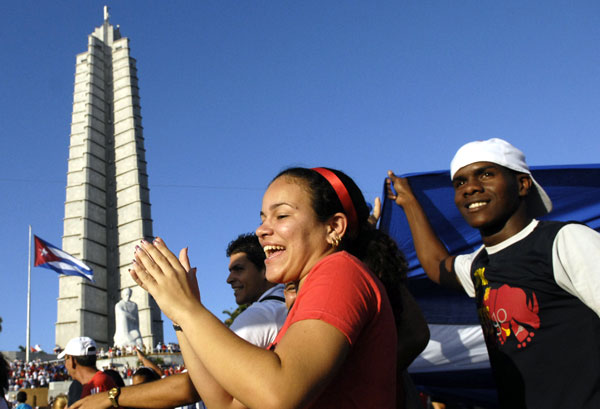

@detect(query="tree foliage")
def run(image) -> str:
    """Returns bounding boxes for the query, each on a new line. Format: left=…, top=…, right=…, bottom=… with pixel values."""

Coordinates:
left=223, top=304, right=248, bottom=327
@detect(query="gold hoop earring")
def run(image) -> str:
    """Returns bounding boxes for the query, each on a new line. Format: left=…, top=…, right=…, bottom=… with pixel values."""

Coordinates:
left=331, top=235, right=341, bottom=248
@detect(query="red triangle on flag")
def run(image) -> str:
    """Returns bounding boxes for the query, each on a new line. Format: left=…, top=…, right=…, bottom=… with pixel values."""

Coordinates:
left=34, top=236, right=61, bottom=266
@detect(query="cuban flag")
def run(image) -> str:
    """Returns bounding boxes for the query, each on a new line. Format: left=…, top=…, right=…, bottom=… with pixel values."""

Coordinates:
left=34, top=235, right=94, bottom=282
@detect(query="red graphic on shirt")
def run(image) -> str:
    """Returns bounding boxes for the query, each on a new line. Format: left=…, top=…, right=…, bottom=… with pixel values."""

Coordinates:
left=483, top=284, right=540, bottom=348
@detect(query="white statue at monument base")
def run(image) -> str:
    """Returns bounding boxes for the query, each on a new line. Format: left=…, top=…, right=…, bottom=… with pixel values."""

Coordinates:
left=113, top=287, right=144, bottom=349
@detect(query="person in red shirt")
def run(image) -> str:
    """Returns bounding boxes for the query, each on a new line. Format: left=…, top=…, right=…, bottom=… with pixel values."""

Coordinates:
left=129, top=167, right=412, bottom=409
left=59, top=337, right=117, bottom=400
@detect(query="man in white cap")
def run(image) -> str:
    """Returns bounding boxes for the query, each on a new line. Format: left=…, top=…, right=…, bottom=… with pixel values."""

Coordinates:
left=386, top=138, right=600, bottom=408
left=59, top=337, right=118, bottom=401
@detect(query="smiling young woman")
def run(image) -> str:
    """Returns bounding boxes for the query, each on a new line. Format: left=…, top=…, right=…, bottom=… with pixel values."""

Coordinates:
left=126, top=167, right=412, bottom=409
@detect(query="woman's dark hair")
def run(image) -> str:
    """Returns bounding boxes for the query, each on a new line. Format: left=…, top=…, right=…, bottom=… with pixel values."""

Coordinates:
left=133, top=366, right=161, bottom=383
left=103, top=369, right=125, bottom=387
left=226, top=233, right=266, bottom=271
left=274, top=167, right=408, bottom=308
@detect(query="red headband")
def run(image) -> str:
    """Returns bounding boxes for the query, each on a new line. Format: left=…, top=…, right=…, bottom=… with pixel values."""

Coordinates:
left=311, top=167, right=358, bottom=235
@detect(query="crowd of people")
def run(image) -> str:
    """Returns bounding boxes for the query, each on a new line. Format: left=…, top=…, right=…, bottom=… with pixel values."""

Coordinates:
left=4, top=350, right=184, bottom=392
left=100, top=361, right=185, bottom=384
left=5, top=359, right=69, bottom=391
left=3, top=138, right=599, bottom=409
left=1, top=348, right=186, bottom=407
left=94, top=343, right=181, bottom=359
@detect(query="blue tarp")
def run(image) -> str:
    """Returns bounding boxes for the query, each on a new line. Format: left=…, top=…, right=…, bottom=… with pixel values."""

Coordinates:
left=379, top=164, right=600, bottom=407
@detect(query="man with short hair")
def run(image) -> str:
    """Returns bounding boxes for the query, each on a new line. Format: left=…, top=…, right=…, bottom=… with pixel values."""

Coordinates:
left=387, top=138, right=600, bottom=408
left=225, top=233, right=286, bottom=347
left=59, top=337, right=117, bottom=400
left=71, top=233, right=287, bottom=409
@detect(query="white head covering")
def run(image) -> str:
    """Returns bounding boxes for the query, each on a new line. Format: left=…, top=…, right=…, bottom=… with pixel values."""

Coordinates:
left=57, top=336, right=97, bottom=359
left=450, top=138, right=552, bottom=218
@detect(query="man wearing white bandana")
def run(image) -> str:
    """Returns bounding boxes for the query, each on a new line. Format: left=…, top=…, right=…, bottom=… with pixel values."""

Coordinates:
left=387, top=138, right=600, bottom=409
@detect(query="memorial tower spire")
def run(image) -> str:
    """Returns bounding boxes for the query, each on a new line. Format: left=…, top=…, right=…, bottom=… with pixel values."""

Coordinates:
left=57, top=8, right=162, bottom=349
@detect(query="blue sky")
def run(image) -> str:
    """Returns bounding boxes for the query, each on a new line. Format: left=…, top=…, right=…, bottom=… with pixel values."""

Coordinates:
left=1, top=1, right=599, bottom=352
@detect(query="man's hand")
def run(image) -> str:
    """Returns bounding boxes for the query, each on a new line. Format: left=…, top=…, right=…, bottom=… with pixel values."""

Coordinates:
left=386, top=170, right=418, bottom=208
left=385, top=170, right=453, bottom=285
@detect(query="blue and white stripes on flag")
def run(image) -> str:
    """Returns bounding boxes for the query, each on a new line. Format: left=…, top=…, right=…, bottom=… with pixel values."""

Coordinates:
left=33, top=235, right=94, bottom=282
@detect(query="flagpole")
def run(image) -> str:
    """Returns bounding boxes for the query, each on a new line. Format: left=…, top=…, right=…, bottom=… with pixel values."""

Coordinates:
left=26, top=225, right=32, bottom=363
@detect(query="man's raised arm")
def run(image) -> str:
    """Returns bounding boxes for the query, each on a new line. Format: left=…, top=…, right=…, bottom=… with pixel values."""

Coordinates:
left=386, top=171, right=456, bottom=285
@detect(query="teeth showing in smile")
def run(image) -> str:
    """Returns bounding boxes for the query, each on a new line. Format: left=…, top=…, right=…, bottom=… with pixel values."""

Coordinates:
left=468, top=201, right=487, bottom=209
left=263, top=245, right=285, bottom=258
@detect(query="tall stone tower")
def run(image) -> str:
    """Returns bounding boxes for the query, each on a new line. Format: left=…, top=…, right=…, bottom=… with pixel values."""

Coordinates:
left=57, top=7, right=163, bottom=349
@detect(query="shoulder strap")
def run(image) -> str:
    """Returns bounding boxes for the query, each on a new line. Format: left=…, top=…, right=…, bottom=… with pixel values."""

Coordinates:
left=260, top=295, right=285, bottom=303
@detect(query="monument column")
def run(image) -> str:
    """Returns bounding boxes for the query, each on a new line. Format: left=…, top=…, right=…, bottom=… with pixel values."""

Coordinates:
left=57, top=8, right=163, bottom=349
